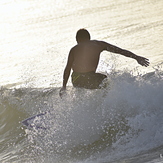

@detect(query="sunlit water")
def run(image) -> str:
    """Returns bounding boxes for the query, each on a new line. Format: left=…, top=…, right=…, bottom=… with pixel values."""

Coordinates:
left=0, top=0, right=163, bottom=163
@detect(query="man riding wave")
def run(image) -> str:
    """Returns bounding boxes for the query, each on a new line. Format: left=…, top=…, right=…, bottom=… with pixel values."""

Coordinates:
left=60, top=29, right=149, bottom=97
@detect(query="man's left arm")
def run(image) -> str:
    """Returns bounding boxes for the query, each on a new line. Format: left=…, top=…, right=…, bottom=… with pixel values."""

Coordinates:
left=102, top=41, right=150, bottom=67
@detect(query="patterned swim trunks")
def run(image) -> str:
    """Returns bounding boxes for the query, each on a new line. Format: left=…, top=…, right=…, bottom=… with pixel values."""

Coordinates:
left=71, top=71, right=107, bottom=89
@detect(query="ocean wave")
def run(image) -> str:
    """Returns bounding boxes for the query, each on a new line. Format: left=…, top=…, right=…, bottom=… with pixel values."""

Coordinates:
left=0, top=70, right=163, bottom=162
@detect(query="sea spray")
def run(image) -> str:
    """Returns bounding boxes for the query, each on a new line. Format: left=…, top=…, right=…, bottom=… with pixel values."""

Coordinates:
left=1, top=70, right=163, bottom=163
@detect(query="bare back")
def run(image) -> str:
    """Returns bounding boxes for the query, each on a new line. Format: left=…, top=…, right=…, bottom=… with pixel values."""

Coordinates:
left=60, top=29, right=149, bottom=96
left=71, top=40, right=106, bottom=73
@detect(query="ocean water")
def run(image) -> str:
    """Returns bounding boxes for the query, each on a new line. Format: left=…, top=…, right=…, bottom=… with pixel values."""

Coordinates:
left=0, top=0, right=163, bottom=162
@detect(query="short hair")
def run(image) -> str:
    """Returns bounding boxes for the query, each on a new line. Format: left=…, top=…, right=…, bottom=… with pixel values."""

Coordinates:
left=76, top=29, right=91, bottom=43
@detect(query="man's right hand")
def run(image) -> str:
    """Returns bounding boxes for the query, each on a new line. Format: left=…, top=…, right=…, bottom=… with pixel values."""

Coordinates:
left=59, top=87, right=66, bottom=98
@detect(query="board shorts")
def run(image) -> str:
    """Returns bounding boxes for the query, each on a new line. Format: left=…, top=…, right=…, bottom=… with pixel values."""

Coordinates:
left=71, top=71, right=107, bottom=89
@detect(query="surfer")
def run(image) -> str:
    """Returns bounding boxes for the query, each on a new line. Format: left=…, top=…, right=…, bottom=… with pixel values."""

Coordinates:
left=59, top=28, right=149, bottom=97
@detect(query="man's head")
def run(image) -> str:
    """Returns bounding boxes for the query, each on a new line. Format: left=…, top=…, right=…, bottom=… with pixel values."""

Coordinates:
left=76, top=29, right=91, bottom=43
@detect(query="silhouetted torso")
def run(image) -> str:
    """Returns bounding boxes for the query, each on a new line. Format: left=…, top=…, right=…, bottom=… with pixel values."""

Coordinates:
left=71, top=40, right=106, bottom=73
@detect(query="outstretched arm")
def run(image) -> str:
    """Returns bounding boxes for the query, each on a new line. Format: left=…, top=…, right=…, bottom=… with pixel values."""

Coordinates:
left=102, top=41, right=149, bottom=67
left=59, top=49, right=74, bottom=97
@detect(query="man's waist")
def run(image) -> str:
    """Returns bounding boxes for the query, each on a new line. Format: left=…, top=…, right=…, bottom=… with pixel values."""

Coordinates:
left=72, top=71, right=95, bottom=75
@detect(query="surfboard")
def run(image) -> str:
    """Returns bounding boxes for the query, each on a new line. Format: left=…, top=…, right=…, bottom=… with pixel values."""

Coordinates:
left=22, top=112, right=47, bottom=129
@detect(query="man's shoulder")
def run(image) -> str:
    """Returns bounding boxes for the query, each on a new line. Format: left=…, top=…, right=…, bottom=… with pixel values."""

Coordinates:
left=91, top=40, right=107, bottom=45
left=70, top=40, right=107, bottom=50
left=91, top=40, right=108, bottom=49
left=69, top=44, right=80, bottom=55
left=70, top=44, right=78, bottom=52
